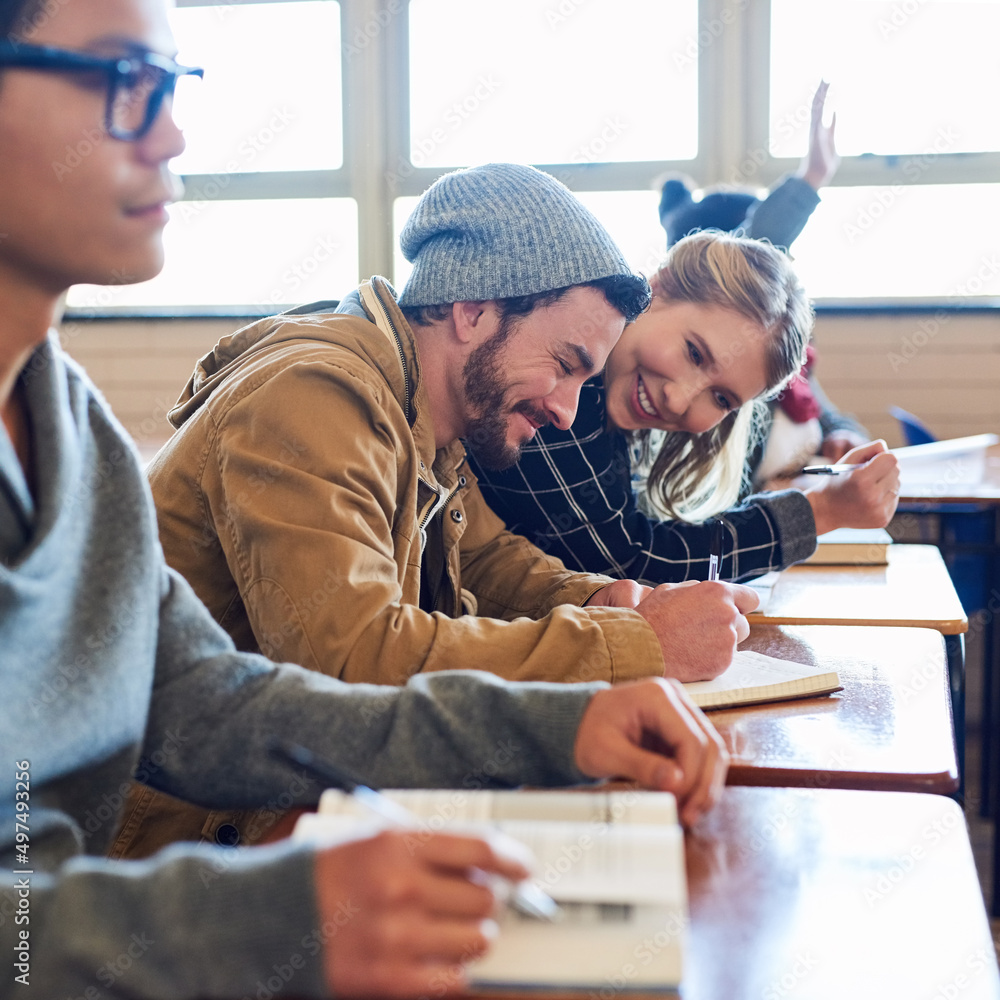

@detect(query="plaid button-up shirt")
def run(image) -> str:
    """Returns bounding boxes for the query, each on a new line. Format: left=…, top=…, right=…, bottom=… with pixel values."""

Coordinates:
left=471, top=377, right=817, bottom=585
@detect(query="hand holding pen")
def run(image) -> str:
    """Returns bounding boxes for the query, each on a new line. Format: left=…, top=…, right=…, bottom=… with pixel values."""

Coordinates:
left=798, top=440, right=901, bottom=535
left=269, top=740, right=560, bottom=921
left=268, top=740, right=552, bottom=998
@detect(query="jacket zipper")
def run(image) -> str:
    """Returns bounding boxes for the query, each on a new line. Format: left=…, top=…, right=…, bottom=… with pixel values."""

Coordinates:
left=417, top=477, right=465, bottom=562
left=418, top=479, right=463, bottom=533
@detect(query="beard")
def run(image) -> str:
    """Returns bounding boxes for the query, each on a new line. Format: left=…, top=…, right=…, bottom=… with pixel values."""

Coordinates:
left=462, top=313, right=549, bottom=470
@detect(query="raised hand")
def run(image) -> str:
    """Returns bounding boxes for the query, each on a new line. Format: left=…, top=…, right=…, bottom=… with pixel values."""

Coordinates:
left=796, top=79, right=841, bottom=191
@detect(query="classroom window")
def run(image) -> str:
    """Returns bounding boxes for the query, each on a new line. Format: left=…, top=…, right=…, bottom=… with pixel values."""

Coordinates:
left=65, top=0, right=1000, bottom=315
left=769, top=0, right=1000, bottom=158
left=68, top=199, right=358, bottom=310
left=789, top=183, right=1000, bottom=300
left=407, top=0, right=698, bottom=168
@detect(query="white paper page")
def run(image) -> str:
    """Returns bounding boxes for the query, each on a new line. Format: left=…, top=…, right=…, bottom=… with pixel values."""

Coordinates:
left=316, top=788, right=677, bottom=826
left=497, top=820, right=684, bottom=906
left=684, top=649, right=834, bottom=699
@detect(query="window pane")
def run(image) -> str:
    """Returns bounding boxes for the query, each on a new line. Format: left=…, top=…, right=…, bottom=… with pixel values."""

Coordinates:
left=168, top=2, right=342, bottom=174
left=573, top=190, right=667, bottom=278
left=408, top=0, right=698, bottom=168
left=68, top=199, right=359, bottom=310
left=788, top=184, right=1000, bottom=299
left=770, top=1, right=1000, bottom=157
left=393, top=190, right=665, bottom=293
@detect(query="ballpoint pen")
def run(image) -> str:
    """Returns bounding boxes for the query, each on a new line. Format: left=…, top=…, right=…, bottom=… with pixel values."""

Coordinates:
left=798, top=464, right=857, bottom=475
left=268, top=739, right=562, bottom=922
left=707, top=518, right=723, bottom=581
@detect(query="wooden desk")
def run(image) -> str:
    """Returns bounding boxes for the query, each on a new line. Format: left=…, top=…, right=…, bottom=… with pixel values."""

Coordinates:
left=715, top=625, right=958, bottom=795
left=747, top=543, right=967, bottom=633
left=472, top=788, right=998, bottom=1000
left=747, top=543, right=969, bottom=793
left=891, top=446, right=1000, bottom=912
left=682, top=787, right=998, bottom=1000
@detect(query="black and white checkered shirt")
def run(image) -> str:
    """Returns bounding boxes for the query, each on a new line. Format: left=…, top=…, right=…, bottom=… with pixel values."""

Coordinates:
left=471, top=377, right=817, bottom=585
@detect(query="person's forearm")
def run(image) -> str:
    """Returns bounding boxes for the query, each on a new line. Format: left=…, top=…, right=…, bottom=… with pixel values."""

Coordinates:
left=744, top=176, right=820, bottom=250
left=1, top=835, right=325, bottom=1000
left=149, top=578, right=609, bottom=801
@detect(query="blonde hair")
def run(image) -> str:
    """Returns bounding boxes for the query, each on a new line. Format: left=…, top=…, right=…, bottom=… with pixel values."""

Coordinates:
left=634, top=230, right=813, bottom=522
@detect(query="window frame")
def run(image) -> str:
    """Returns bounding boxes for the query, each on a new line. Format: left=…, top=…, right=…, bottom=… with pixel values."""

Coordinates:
left=64, top=0, right=1000, bottom=320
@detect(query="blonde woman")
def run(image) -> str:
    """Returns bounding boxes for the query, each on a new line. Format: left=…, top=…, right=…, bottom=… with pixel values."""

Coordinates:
left=473, top=230, right=899, bottom=583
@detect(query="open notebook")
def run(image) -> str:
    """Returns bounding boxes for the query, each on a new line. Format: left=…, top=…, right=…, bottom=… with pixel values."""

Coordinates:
left=295, top=789, right=686, bottom=992
left=684, top=649, right=842, bottom=710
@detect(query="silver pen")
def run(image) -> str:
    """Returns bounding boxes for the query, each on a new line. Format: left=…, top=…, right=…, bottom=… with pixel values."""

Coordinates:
left=268, top=739, right=562, bottom=921
left=798, top=463, right=857, bottom=475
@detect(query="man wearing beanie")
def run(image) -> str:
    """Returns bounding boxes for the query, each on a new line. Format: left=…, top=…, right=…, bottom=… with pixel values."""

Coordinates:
left=117, top=163, right=757, bottom=856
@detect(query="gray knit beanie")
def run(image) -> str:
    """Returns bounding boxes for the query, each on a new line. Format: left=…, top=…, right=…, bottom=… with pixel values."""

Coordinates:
left=398, top=162, right=638, bottom=306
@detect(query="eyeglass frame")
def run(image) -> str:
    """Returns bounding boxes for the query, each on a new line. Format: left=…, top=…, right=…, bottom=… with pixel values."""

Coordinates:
left=0, top=41, right=203, bottom=141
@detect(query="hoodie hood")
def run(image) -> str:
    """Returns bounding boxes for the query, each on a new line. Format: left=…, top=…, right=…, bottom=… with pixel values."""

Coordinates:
left=167, top=279, right=413, bottom=430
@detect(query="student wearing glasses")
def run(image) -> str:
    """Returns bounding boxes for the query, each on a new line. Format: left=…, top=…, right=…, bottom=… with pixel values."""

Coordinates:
left=0, top=1, right=728, bottom=997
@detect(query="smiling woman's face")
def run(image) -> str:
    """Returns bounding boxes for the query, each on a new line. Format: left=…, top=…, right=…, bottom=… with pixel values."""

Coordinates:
left=603, top=296, right=771, bottom=435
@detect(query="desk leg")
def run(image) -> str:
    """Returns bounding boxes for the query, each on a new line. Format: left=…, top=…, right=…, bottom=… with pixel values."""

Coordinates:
left=946, top=633, right=965, bottom=805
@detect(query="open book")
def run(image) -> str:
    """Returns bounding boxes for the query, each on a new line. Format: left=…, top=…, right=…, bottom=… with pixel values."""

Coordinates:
left=684, top=649, right=842, bottom=710
left=295, top=788, right=686, bottom=991
left=802, top=526, right=893, bottom=565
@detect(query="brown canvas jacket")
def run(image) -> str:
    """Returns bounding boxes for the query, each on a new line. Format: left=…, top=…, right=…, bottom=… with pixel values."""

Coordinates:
left=112, top=277, right=663, bottom=856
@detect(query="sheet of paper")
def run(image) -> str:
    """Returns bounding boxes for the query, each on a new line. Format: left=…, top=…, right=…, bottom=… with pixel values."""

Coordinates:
left=496, top=819, right=684, bottom=905
left=683, top=649, right=841, bottom=709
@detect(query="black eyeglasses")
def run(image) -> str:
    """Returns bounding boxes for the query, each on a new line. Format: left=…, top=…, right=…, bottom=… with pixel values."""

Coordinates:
left=0, top=41, right=203, bottom=141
